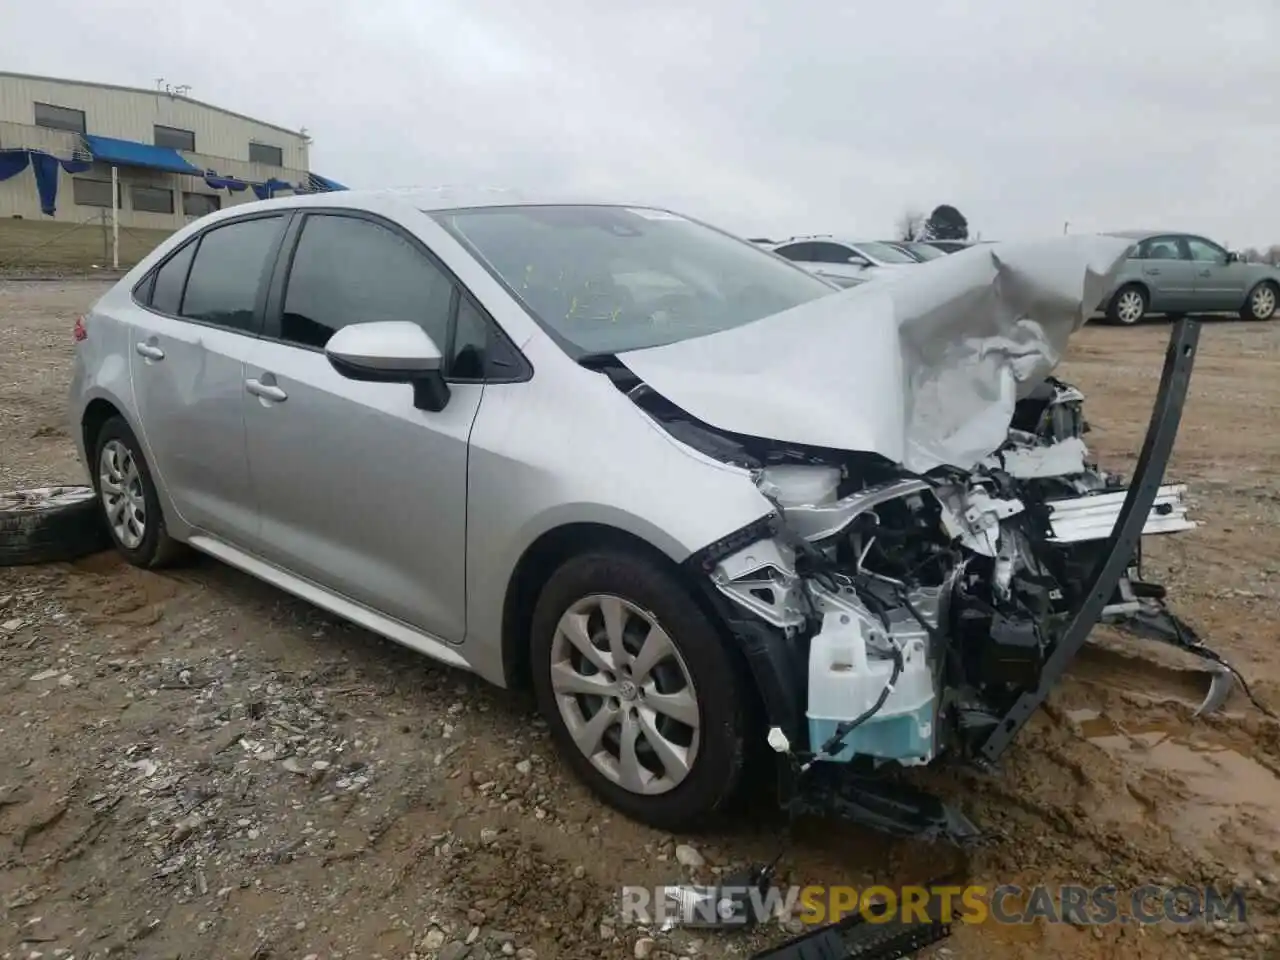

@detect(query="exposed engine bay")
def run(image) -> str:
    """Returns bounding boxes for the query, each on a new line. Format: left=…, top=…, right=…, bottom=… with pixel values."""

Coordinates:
left=585, top=320, right=1251, bottom=841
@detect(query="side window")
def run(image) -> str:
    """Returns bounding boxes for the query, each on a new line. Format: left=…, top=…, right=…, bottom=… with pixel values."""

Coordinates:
left=774, top=243, right=814, bottom=262
left=1137, top=237, right=1183, bottom=261
left=150, top=242, right=197, bottom=315
left=449, top=296, right=489, bottom=380
left=1185, top=237, right=1224, bottom=262
left=180, top=216, right=283, bottom=332
left=814, top=242, right=856, bottom=264
left=279, top=214, right=455, bottom=351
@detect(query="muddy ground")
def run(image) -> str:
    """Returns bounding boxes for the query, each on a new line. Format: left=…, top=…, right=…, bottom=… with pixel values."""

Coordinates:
left=2, top=279, right=1279, bottom=960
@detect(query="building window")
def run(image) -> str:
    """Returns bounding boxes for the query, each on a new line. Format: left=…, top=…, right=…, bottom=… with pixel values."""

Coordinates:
left=34, top=102, right=87, bottom=134
left=131, top=185, right=175, bottom=215
left=248, top=141, right=283, bottom=166
left=154, top=124, right=196, bottom=152
left=72, top=178, right=120, bottom=208
left=183, top=192, right=221, bottom=218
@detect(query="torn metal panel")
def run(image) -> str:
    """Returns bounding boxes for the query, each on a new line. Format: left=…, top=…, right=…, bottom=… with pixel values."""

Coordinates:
left=977, top=318, right=1202, bottom=763
left=620, top=235, right=1134, bottom=473
left=761, top=474, right=933, bottom=543
left=1045, top=484, right=1196, bottom=542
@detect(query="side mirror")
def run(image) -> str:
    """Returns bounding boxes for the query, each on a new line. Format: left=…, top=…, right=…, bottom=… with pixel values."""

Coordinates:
left=847, top=255, right=871, bottom=268
left=325, top=321, right=450, bottom=412
left=1225, top=251, right=1240, bottom=264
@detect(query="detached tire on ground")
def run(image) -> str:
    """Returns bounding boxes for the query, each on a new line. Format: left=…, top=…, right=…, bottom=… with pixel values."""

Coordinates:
left=529, top=548, right=751, bottom=832
left=0, top=486, right=112, bottom=566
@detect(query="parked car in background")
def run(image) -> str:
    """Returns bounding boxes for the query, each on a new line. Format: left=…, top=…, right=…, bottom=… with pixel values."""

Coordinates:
left=770, top=237, right=920, bottom=287
left=1100, top=230, right=1280, bottom=324
left=919, top=239, right=973, bottom=255
left=882, top=240, right=949, bottom=262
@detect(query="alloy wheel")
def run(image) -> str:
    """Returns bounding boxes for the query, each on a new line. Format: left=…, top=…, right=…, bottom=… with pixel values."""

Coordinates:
left=1116, top=289, right=1145, bottom=324
left=99, top=439, right=146, bottom=549
left=549, top=594, right=701, bottom=795
left=1252, top=285, right=1277, bottom=319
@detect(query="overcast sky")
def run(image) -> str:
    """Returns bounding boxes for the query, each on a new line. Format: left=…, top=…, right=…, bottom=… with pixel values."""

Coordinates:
left=4, top=0, right=1278, bottom=248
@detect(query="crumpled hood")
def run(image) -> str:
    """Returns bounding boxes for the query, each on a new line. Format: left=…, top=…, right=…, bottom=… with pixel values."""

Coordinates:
left=619, top=235, right=1132, bottom=474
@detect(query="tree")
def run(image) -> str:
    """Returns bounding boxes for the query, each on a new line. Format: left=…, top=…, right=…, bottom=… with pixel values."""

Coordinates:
left=896, top=209, right=926, bottom=242
left=1267, top=245, right=1280, bottom=267
left=924, top=204, right=969, bottom=241
left=1242, top=247, right=1262, bottom=263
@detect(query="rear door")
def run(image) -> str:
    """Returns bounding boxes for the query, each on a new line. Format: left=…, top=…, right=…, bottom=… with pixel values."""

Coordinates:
left=241, top=209, right=509, bottom=643
left=1185, top=235, right=1248, bottom=309
left=1133, top=235, right=1197, bottom=313
left=127, top=212, right=288, bottom=545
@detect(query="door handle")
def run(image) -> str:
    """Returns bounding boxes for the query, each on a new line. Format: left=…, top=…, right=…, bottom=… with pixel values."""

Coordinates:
left=1143, top=268, right=1161, bottom=276
left=135, top=342, right=165, bottom=361
left=1198, top=269, right=1211, bottom=277
left=245, top=378, right=288, bottom=402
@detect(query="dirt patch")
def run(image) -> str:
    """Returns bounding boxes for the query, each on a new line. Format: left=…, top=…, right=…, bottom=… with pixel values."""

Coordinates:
left=2, top=279, right=1279, bottom=960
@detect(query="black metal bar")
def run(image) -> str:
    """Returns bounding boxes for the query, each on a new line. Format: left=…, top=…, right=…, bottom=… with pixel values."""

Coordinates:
left=978, top=317, right=1201, bottom=763
left=784, top=766, right=982, bottom=844
left=750, top=893, right=953, bottom=960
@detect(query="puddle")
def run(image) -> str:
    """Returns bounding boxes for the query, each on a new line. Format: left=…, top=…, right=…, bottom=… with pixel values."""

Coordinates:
left=1067, top=709, right=1280, bottom=848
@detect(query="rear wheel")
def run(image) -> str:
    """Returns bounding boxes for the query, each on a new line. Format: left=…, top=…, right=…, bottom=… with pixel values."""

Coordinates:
left=1106, top=284, right=1147, bottom=325
left=93, top=416, right=188, bottom=569
left=1242, top=281, right=1278, bottom=321
left=529, top=548, right=750, bottom=831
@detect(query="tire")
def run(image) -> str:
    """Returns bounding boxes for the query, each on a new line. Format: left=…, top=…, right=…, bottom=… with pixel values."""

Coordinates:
left=91, top=416, right=188, bottom=569
left=0, top=486, right=112, bottom=566
left=529, top=548, right=750, bottom=832
left=1106, top=284, right=1148, bottom=325
left=1242, top=281, right=1278, bottom=321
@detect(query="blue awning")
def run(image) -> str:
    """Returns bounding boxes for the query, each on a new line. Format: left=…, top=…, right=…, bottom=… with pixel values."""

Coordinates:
left=85, top=135, right=202, bottom=175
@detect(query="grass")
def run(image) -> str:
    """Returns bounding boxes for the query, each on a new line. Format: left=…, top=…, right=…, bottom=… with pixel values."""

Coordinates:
left=0, top=217, right=173, bottom=273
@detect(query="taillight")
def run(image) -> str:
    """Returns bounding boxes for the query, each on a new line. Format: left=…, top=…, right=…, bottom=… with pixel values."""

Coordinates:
left=73, top=316, right=87, bottom=342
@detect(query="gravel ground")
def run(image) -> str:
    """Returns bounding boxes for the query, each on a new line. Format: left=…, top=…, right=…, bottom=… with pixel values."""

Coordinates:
left=2, top=279, right=1280, bottom=960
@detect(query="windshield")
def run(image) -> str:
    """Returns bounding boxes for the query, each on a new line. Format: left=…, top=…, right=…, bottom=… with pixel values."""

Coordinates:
left=430, top=205, right=834, bottom=356
left=903, top=242, right=946, bottom=261
left=852, top=241, right=919, bottom=265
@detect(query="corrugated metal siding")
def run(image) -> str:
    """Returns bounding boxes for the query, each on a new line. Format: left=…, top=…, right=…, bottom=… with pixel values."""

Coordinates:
left=0, top=75, right=309, bottom=170
left=0, top=119, right=85, bottom=156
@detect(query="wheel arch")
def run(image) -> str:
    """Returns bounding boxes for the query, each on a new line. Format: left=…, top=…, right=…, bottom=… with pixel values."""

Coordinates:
left=81, top=397, right=125, bottom=482
left=1114, top=279, right=1150, bottom=303
left=1245, top=277, right=1279, bottom=310
left=499, top=521, right=745, bottom=695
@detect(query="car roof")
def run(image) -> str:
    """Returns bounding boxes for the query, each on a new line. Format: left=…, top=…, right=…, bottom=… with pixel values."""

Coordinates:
left=204, top=187, right=669, bottom=219
left=1104, top=229, right=1191, bottom=241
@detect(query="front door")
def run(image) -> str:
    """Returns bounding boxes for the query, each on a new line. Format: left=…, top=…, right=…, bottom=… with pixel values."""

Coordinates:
left=242, top=211, right=484, bottom=643
left=1185, top=236, right=1249, bottom=310
left=126, top=213, right=287, bottom=545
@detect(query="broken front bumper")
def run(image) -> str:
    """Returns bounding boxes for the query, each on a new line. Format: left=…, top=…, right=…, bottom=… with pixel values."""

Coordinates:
left=696, top=320, right=1203, bottom=841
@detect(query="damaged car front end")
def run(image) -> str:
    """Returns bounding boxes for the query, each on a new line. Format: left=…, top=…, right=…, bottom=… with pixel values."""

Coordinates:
left=606, top=237, right=1218, bottom=840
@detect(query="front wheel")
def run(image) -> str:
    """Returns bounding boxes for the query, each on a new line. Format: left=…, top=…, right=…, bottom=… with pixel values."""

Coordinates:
left=1106, top=284, right=1148, bottom=325
left=529, top=549, right=751, bottom=831
left=1242, top=282, right=1278, bottom=321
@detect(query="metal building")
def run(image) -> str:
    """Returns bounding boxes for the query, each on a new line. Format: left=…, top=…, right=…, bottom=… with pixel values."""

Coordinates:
left=0, top=71, right=345, bottom=236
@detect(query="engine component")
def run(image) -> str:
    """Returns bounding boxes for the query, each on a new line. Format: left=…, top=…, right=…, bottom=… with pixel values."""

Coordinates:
left=806, top=581, right=942, bottom=765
